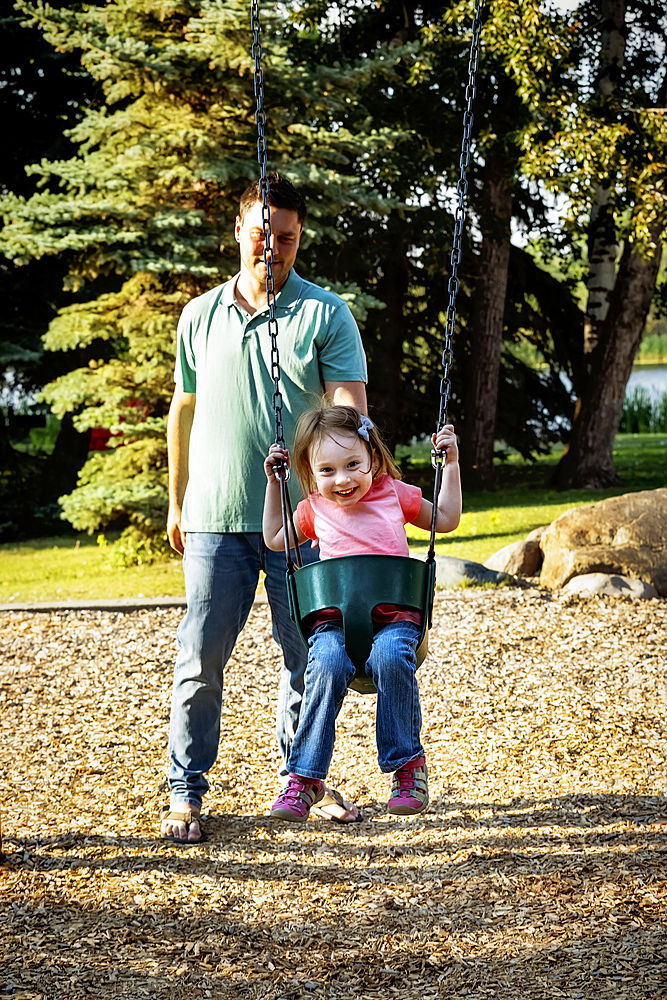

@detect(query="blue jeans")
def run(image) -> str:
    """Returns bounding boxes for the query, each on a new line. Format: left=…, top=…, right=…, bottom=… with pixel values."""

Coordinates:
left=167, top=532, right=319, bottom=809
left=287, top=620, right=424, bottom=780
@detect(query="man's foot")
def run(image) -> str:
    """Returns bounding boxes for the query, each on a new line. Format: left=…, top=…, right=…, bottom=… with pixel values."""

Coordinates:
left=386, top=755, right=428, bottom=816
left=311, top=786, right=361, bottom=824
left=271, top=774, right=324, bottom=822
left=160, top=802, right=205, bottom=844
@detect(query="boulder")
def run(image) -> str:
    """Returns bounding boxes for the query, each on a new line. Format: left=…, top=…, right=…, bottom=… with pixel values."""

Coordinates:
left=526, top=525, right=549, bottom=544
left=432, top=554, right=512, bottom=589
left=539, top=488, right=667, bottom=595
left=561, top=573, right=658, bottom=600
left=484, top=538, right=542, bottom=576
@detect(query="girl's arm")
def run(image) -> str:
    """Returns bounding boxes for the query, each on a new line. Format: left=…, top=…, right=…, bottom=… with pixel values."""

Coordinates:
left=263, top=444, right=309, bottom=551
left=410, top=425, right=462, bottom=534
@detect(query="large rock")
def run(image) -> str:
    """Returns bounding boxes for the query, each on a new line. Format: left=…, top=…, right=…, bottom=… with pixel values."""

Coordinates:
left=539, top=489, right=667, bottom=595
left=484, top=538, right=542, bottom=576
left=561, top=573, right=658, bottom=600
left=433, top=555, right=512, bottom=589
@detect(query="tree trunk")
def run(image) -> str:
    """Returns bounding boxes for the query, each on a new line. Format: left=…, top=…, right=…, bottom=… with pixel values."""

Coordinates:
left=43, top=412, right=92, bottom=500
left=584, top=183, right=619, bottom=355
left=582, top=1, right=626, bottom=356
left=553, top=226, right=663, bottom=489
left=460, top=170, right=513, bottom=490
left=366, top=227, right=408, bottom=455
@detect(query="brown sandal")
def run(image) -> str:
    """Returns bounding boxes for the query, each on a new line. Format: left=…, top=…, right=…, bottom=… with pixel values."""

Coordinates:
left=311, top=787, right=362, bottom=824
left=160, top=807, right=207, bottom=845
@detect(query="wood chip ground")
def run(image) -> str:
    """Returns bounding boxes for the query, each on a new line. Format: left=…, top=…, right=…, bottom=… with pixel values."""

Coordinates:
left=1, top=590, right=666, bottom=998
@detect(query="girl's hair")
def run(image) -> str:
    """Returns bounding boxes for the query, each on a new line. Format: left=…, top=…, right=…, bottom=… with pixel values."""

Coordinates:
left=292, top=404, right=401, bottom=496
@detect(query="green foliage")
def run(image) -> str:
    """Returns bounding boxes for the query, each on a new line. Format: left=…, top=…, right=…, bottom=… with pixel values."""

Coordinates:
left=4, top=0, right=660, bottom=540
left=619, top=388, right=667, bottom=434
left=97, top=527, right=174, bottom=567
left=520, top=1, right=667, bottom=252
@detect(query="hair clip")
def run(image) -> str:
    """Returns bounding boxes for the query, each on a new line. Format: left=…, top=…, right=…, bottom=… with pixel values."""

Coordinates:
left=358, top=414, right=374, bottom=442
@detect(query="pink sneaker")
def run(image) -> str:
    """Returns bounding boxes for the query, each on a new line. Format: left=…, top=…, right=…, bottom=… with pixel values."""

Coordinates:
left=387, top=756, right=428, bottom=815
left=271, top=774, right=324, bottom=822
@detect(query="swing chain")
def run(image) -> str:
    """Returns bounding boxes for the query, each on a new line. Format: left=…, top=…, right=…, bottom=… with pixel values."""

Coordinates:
left=428, top=0, right=484, bottom=560
left=252, top=0, right=303, bottom=570
left=431, top=0, right=484, bottom=470
left=251, top=0, right=285, bottom=456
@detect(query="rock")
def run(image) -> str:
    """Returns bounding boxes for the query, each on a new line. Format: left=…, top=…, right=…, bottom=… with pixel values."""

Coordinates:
left=431, top=554, right=513, bottom=589
left=526, top=525, right=549, bottom=544
left=484, top=539, right=542, bottom=576
left=561, top=573, right=659, bottom=600
left=539, top=488, right=667, bottom=595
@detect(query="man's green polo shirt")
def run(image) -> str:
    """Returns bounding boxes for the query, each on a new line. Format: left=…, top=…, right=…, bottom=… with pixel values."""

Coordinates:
left=175, top=268, right=368, bottom=533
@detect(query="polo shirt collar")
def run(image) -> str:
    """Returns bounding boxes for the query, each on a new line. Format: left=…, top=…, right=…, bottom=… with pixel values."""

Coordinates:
left=222, top=268, right=303, bottom=314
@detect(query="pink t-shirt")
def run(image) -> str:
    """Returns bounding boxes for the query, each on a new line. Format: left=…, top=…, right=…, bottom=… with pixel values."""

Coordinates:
left=296, top=474, right=423, bottom=627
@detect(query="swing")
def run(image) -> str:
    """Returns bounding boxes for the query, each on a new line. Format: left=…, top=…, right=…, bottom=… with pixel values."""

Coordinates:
left=251, top=0, right=484, bottom=694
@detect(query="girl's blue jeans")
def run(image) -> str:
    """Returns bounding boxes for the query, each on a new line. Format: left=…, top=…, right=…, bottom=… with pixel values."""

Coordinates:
left=167, top=532, right=319, bottom=809
left=286, top=620, right=424, bottom=780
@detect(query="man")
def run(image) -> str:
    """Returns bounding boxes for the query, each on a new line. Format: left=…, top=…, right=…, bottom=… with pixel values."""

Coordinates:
left=161, top=173, right=367, bottom=843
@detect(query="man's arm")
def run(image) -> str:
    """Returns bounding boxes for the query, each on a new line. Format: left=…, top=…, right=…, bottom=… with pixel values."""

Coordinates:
left=324, top=380, right=367, bottom=414
left=167, top=386, right=196, bottom=554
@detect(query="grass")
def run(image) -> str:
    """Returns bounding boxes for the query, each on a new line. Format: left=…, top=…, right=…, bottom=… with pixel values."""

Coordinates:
left=402, top=432, right=667, bottom=563
left=1, top=433, right=665, bottom=603
left=0, top=534, right=186, bottom=604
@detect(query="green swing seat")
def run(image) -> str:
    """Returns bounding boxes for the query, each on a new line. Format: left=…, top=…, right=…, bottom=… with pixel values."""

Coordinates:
left=286, top=554, right=437, bottom=695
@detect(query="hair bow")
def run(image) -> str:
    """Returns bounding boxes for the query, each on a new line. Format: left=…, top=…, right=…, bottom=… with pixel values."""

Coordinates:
left=358, top=415, right=374, bottom=442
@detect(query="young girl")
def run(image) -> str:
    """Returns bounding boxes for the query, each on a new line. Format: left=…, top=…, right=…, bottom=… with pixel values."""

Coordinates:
left=263, top=405, right=461, bottom=821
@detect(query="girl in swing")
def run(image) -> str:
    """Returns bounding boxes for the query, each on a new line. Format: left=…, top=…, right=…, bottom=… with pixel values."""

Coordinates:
left=263, top=404, right=461, bottom=821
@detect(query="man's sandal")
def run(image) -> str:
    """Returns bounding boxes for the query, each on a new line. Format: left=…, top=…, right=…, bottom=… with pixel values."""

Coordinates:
left=311, top=787, right=362, bottom=824
left=160, top=807, right=207, bottom=845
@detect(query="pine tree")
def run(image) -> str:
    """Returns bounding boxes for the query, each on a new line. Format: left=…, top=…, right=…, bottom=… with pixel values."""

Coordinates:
left=1, top=0, right=405, bottom=553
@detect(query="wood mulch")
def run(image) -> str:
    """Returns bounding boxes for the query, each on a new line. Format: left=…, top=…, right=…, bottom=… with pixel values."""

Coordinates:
left=1, top=590, right=666, bottom=999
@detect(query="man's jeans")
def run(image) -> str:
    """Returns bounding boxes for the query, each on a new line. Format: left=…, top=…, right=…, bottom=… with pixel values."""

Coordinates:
left=286, top=620, right=424, bottom=780
left=167, top=532, right=318, bottom=809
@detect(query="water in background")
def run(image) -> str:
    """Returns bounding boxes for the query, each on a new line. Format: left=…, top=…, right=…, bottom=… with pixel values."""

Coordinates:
left=626, top=364, right=667, bottom=399
left=561, top=365, right=667, bottom=400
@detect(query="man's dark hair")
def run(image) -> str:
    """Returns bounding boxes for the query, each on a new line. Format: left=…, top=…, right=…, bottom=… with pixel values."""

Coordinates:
left=239, top=172, right=307, bottom=226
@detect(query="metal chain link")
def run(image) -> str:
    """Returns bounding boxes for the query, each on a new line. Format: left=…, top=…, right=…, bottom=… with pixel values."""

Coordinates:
left=251, top=0, right=284, bottom=449
left=428, top=0, right=484, bottom=559
left=436, top=0, right=485, bottom=435
left=252, top=0, right=302, bottom=569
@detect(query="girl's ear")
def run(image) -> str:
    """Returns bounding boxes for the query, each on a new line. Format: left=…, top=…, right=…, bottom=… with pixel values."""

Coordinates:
left=371, top=450, right=381, bottom=477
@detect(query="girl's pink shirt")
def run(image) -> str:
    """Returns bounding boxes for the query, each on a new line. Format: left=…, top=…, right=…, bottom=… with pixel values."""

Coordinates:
left=296, top=473, right=423, bottom=558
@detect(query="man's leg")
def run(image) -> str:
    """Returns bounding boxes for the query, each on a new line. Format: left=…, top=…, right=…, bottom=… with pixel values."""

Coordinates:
left=163, top=532, right=261, bottom=842
left=262, top=541, right=359, bottom=821
left=262, top=540, right=319, bottom=773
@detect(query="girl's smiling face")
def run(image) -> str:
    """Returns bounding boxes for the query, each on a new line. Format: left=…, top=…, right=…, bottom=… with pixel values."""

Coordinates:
left=309, top=431, right=376, bottom=506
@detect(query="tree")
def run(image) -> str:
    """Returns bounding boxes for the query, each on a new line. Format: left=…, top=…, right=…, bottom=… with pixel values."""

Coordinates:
left=1, top=0, right=410, bottom=550
left=522, top=0, right=667, bottom=488
left=0, top=2, right=106, bottom=537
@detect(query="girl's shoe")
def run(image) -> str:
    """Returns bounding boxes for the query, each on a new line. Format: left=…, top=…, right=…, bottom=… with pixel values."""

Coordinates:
left=271, top=774, right=324, bottom=822
left=387, top=756, right=428, bottom=815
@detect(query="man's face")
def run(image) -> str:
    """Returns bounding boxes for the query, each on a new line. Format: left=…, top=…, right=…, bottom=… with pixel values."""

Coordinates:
left=235, top=200, right=302, bottom=288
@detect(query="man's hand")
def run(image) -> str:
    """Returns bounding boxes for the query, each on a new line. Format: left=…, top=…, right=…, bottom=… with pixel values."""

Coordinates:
left=167, top=505, right=186, bottom=555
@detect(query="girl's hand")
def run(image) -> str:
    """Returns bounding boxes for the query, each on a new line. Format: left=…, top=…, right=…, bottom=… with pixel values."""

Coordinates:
left=265, top=443, right=291, bottom=482
left=432, top=425, right=459, bottom=465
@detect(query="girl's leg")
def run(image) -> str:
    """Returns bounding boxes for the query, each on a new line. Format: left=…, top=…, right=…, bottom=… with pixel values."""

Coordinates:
left=366, top=621, right=424, bottom=773
left=271, top=625, right=355, bottom=822
left=367, top=621, right=428, bottom=815
left=286, top=625, right=355, bottom=779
